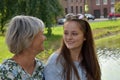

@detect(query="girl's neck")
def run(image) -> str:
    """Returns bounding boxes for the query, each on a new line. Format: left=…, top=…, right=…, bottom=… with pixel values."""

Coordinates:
left=70, top=48, right=82, bottom=62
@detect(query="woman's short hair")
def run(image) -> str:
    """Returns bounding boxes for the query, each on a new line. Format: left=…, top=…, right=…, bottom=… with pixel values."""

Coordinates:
left=6, top=15, right=45, bottom=54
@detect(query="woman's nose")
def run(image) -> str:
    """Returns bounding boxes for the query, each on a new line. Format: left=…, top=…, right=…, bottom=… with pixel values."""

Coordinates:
left=44, top=35, right=47, bottom=40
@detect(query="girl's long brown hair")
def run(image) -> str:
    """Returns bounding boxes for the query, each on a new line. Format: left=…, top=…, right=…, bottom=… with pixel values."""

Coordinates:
left=57, top=19, right=101, bottom=80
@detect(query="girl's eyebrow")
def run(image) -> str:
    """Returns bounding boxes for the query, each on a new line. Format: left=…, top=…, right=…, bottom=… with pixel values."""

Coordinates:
left=71, top=31, right=77, bottom=32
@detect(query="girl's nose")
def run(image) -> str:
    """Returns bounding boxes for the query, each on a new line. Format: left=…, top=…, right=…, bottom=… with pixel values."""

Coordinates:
left=67, top=34, right=72, bottom=40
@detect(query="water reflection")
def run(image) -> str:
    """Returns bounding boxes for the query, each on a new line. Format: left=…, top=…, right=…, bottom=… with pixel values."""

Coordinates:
left=97, top=48, right=120, bottom=80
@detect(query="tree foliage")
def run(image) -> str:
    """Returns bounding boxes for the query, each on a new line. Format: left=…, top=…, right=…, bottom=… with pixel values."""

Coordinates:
left=0, top=0, right=18, bottom=33
left=0, top=0, right=63, bottom=35
left=39, top=0, right=63, bottom=36
left=115, top=2, right=120, bottom=13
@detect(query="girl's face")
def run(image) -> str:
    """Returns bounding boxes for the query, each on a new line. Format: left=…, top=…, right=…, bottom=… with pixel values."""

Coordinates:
left=63, top=21, right=86, bottom=51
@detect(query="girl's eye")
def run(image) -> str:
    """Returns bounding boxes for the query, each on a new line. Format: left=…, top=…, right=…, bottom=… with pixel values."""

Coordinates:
left=72, top=33, right=78, bottom=35
left=64, top=32, right=68, bottom=35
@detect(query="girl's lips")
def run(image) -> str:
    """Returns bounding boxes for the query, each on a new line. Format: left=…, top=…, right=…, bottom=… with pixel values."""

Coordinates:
left=66, top=41, right=74, bottom=44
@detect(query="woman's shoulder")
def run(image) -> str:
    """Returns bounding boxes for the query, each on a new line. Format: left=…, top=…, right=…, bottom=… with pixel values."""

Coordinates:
left=0, top=59, right=18, bottom=69
left=0, top=59, right=19, bottom=77
left=35, top=58, right=44, bottom=70
left=35, top=58, right=44, bottom=65
left=0, top=59, right=20, bottom=73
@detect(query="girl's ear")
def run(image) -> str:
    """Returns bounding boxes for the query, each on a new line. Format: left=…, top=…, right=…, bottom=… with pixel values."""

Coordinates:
left=84, top=38, right=86, bottom=41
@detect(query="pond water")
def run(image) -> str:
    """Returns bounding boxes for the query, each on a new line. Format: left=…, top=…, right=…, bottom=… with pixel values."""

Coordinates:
left=97, top=48, right=120, bottom=80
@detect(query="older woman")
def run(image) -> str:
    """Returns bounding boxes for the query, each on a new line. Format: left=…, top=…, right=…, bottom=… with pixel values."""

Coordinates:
left=0, top=15, right=46, bottom=80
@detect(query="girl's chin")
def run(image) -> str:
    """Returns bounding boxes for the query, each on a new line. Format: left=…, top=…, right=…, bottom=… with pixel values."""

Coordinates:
left=66, top=46, right=80, bottom=50
left=66, top=46, right=74, bottom=49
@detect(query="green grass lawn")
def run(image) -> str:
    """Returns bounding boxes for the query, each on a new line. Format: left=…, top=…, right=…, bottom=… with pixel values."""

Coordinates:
left=0, top=19, right=120, bottom=63
left=90, top=19, right=120, bottom=29
left=95, top=33, right=120, bottom=49
left=0, top=36, right=13, bottom=63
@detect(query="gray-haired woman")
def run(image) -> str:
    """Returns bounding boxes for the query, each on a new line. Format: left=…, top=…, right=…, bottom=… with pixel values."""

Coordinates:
left=0, top=15, right=46, bottom=80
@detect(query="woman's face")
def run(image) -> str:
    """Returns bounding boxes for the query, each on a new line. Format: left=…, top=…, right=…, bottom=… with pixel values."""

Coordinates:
left=63, top=21, right=86, bottom=50
left=31, top=30, right=46, bottom=54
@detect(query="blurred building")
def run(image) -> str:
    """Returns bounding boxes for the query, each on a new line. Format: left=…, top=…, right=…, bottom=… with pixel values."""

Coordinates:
left=59, top=0, right=85, bottom=15
left=87, top=0, right=117, bottom=18
left=59, top=0, right=120, bottom=18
